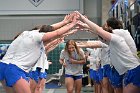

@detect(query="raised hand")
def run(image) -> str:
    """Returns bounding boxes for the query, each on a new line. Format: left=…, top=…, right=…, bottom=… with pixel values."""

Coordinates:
left=74, top=11, right=85, bottom=21
left=63, top=14, right=72, bottom=24
left=70, top=14, right=79, bottom=25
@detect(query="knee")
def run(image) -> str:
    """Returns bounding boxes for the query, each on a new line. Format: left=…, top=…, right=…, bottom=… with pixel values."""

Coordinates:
left=67, top=88, right=73, bottom=93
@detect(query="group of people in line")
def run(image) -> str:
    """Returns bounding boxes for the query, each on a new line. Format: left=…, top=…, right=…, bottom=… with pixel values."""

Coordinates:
left=0, top=11, right=140, bottom=93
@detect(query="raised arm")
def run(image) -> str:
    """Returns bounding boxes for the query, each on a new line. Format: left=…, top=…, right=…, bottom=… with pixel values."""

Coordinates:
left=76, top=41, right=108, bottom=48
left=75, top=11, right=111, bottom=41
left=51, top=13, right=74, bottom=30
left=42, top=15, right=77, bottom=43
left=45, top=37, right=64, bottom=54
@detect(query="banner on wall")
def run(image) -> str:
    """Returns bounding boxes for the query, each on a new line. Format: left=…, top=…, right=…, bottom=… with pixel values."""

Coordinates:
left=0, top=0, right=83, bottom=15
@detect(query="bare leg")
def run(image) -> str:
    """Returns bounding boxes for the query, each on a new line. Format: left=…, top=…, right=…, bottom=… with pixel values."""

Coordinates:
left=114, top=87, right=123, bottom=93
left=109, top=84, right=114, bottom=93
left=13, top=78, right=31, bottom=93
left=1, top=80, right=16, bottom=93
left=30, top=79, right=37, bottom=93
left=65, top=77, right=74, bottom=93
left=97, top=83, right=102, bottom=93
left=102, top=77, right=109, bottom=93
left=123, top=83, right=140, bottom=93
left=87, top=71, right=91, bottom=86
left=34, top=78, right=46, bottom=93
left=75, top=78, right=82, bottom=93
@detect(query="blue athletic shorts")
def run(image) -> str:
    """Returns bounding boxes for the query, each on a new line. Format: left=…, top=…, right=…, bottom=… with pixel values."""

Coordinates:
left=103, top=64, right=111, bottom=78
left=124, top=65, right=140, bottom=87
left=39, top=72, right=47, bottom=79
left=4, top=63, right=29, bottom=87
left=65, top=74, right=83, bottom=80
left=0, top=62, right=7, bottom=81
left=109, top=67, right=123, bottom=88
left=89, top=69, right=100, bottom=83
left=29, top=67, right=47, bottom=83
left=97, top=67, right=103, bottom=82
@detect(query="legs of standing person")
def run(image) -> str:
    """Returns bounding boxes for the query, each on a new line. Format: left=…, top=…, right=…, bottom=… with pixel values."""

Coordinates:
left=89, top=69, right=97, bottom=93
left=113, top=87, right=122, bottom=93
left=29, top=68, right=40, bottom=93
left=34, top=78, right=46, bottom=93
left=123, top=83, right=140, bottom=93
left=30, top=78, right=37, bottom=93
left=102, top=77, right=114, bottom=93
left=29, top=68, right=47, bottom=93
left=94, top=81, right=98, bottom=93
left=123, top=65, right=140, bottom=93
left=74, top=78, right=82, bottom=93
left=30, top=78, right=46, bottom=93
left=65, top=74, right=83, bottom=93
left=97, top=83, right=102, bottom=93
left=108, top=81, right=114, bottom=93
left=87, top=71, right=92, bottom=87
left=34, top=71, right=47, bottom=93
left=65, top=75, right=75, bottom=93
left=97, top=67, right=103, bottom=93
left=13, top=77, right=31, bottom=93
left=102, top=64, right=114, bottom=93
left=102, top=77, right=110, bottom=93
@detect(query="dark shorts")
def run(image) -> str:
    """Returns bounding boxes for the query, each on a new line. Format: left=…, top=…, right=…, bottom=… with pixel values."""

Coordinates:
left=65, top=74, right=83, bottom=80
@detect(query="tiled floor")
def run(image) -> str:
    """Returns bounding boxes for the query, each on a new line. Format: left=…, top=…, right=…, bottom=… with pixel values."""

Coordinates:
left=0, top=84, right=94, bottom=93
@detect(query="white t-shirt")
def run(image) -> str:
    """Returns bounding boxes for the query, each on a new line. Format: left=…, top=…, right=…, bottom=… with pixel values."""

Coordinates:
left=60, top=48, right=85, bottom=76
left=113, top=29, right=137, bottom=54
left=32, top=42, right=49, bottom=73
left=2, top=31, right=45, bottom=72
left=86, top=48, right=101, bottom=70
left=1, top=39, right=20, bottom=64
left=87, top=40, right=108, bottom=48
left=109, top=34, right=140, bottom=75
left=100, top=46, right=111, bottom=67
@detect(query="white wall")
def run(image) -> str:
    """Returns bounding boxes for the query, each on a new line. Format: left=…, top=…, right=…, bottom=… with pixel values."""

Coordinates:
left=0, top=0, right=102, bottom=41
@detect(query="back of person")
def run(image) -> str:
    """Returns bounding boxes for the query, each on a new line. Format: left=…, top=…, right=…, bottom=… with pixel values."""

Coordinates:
left=113, top=29, right=137, bottom=54
left=2, top=31, right=44, bottom=72
left=110, top=34, right=140, bottom=75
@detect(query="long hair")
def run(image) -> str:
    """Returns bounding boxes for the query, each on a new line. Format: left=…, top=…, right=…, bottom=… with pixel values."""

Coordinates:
left=65, top=40, right=84, bottom=59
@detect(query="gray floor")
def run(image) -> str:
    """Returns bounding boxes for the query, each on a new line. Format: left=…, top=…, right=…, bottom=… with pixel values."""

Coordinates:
left=0, top=84, right=94, bottom=93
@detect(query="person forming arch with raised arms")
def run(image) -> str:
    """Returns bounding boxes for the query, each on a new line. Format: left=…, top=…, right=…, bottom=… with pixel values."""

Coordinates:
left=0, top=13, right=78, bottom=93
left=75, top=11, right=140, bottom=93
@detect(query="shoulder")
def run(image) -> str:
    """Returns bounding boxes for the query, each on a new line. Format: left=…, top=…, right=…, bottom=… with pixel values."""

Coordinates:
left=79, top=48, right=85, bottom=54
left=60, top=49, right=67, bottom=55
